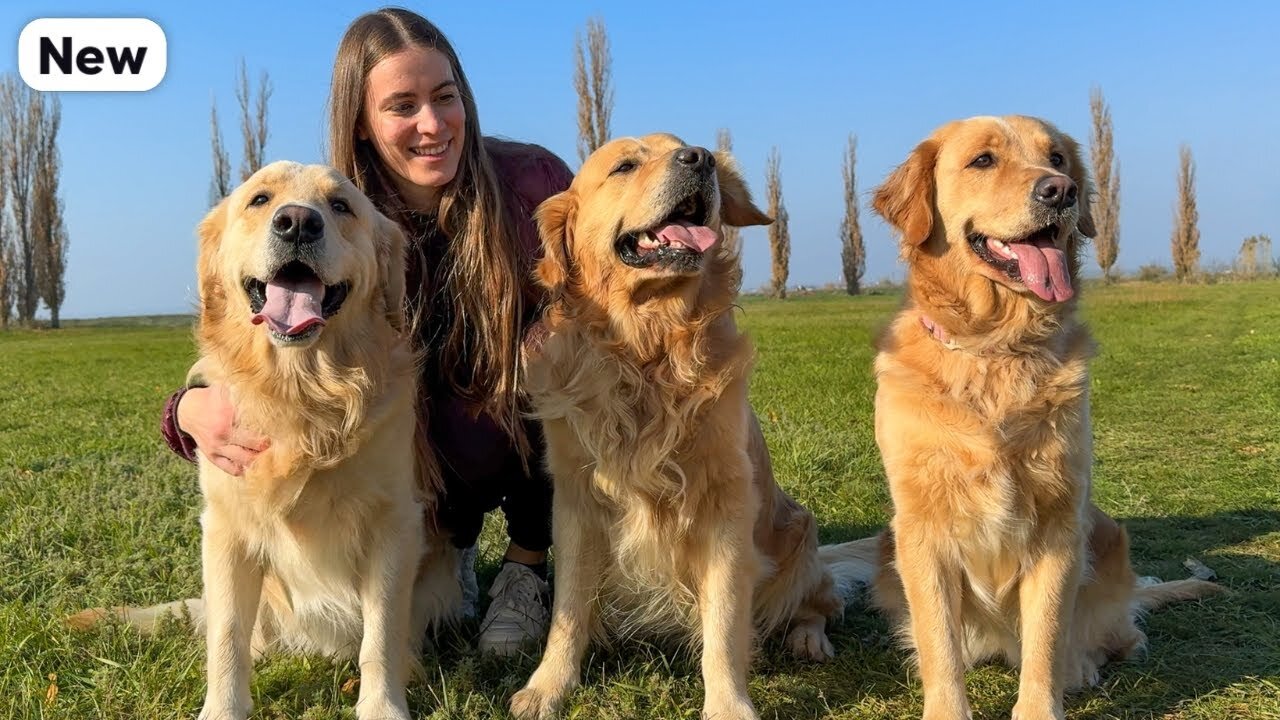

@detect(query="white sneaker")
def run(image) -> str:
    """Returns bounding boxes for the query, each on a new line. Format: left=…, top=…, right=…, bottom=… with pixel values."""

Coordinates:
left=457, top=544, right=480, bottom=620
left=477, top=562, right=550, bottom=655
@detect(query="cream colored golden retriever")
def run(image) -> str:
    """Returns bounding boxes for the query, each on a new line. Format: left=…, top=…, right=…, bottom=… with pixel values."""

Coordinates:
left=509, top=134, right=877, bottom=720
left=69, top=162, right=458, bottom=720
left=868, top=116, right=1220, bottom=720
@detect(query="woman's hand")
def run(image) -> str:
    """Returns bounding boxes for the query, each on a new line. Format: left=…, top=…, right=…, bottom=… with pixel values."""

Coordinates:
left=176, top=385, right=271, bottom=476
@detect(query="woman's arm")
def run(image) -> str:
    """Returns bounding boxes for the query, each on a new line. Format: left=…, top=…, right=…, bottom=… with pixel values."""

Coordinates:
left=160, top=386, right=201, bottom=462
left=159, top=384, right=270, bottom=476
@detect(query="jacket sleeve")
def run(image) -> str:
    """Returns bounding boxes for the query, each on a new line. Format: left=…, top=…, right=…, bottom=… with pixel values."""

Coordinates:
left=159, top=359, right=213, bottom=464
left=523, top=151, right=574, bottom=256
left=160, top=386, right=199, bottom=463
left=483, top=137, right=574, bottom=266
left=482, top=138, right=575, bottom=334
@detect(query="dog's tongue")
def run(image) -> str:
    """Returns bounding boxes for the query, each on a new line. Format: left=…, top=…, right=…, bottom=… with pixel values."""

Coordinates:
left=251, top=278, right=326, bottom=336
left=1008, top=238, right=1073, bottom=302
left=654, top=220, right=718, bottom=253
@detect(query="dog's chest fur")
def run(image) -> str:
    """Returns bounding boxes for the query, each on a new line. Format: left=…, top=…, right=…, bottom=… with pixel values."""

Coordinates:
left=533, top=321, right=754, bottom=638
left=536, top=321, right=749, bottom=501
left=878, top=318, right=1095, bottom=604
left=198, top=378, right=420, bottom=658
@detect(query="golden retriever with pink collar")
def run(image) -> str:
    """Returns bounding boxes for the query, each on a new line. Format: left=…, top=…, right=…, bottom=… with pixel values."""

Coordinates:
left=868, top=116, right=1220, bottom=720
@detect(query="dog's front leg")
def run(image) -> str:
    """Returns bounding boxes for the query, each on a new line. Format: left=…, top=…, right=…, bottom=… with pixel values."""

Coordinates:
left=1011, top=525, right=1083, bottom=720
left=198, top=513, right=262, bottom=720
left=354, top=507, right=421, bottom=720
left=697, top=510, right=759, bottom=720
left=894, top=523, right=971, bottom=720
left=510, top=487, right=604, bottom=720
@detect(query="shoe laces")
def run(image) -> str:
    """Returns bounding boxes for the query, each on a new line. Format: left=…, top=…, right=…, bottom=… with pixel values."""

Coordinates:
left=491, top=564, right=548, bottom=611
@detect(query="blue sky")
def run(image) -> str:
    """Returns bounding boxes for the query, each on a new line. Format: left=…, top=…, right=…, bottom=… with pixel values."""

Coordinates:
left=2, top=1, right=1277, bottom=318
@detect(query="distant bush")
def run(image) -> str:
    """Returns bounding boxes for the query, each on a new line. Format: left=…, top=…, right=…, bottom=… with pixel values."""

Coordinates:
left=1236, top=234, right=1274, bottom=279
left=1135, top=263, right=1170, bottom=282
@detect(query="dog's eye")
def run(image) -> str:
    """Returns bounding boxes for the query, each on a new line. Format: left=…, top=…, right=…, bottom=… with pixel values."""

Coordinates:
left=249, top=193, right=270, bottom=207
left=330, top=198, right=352, bottom=215
left=611, top=160, right=637, bottom=176
left=1049, top=152, right=1065, bottom=168
left=968, top=153, right=995, bottom=169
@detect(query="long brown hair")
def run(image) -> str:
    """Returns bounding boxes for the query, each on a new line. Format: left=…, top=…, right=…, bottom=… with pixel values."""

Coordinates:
left=328, top=7, right=527, bottom=451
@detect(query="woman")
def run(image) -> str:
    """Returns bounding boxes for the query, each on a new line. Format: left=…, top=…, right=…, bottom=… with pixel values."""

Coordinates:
left=160, top=7, right=572, bottom=656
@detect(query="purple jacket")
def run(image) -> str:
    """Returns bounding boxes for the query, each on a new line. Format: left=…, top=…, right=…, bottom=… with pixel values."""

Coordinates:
left=161, top=138, right=574, bottom=480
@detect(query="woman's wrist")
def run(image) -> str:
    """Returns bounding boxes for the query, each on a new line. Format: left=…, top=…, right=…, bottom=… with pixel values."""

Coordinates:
left=162, top=386, right=201, bottom=463
left=174, top=385, right=196, bottom=434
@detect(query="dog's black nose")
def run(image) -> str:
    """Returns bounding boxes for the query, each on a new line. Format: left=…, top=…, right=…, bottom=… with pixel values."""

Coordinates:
left=674, top=146, right=715, bottom=171
left=1032, top=175, right=1077, bottom=210
left=272, top=204, right=324, bottom=244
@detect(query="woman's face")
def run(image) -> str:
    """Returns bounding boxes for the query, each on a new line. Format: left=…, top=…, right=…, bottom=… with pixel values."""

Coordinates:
left=360, top=46, right=466, bottom=212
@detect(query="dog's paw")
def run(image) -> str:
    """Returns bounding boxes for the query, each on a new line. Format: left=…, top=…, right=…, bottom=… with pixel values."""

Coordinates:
left=197, top=703, right=250, bottom=720
left=510, top=685, right=567, bottom=720
left=920, top=696, right=973, bottom=720
left=355, top=695, right=411, bottom=720
left=921, top=712, right=970, bottom=720
left=1064, top=656, right=1102, bottom=691
left=1010, top=699, right=1065, bottom=720
left=702, top=695, right=759, bottom=720
left=785, top=624, right=834, bottom=662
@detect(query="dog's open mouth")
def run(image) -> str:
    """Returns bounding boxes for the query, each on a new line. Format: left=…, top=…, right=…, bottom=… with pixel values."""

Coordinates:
left=616, top=191, right=716, bottom=271
left=244, top=261, right=349, bottom=343
left=968, top=224, right=1074, bottom=302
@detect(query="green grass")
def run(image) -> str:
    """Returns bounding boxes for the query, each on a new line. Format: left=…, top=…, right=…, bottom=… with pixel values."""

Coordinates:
left=2, top=280, right=1277, bottom=719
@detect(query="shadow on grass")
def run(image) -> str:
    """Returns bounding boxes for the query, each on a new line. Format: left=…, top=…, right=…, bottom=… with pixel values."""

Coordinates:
left=228, top=510, right=1272, bottom=718
left=151, top=509, right=1272, bottom=719
left=790, top=509, right=1280, bottom=719
left=1085, top=508, right=1280, bottom=717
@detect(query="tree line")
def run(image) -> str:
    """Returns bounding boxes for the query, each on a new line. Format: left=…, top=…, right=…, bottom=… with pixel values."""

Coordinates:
left=575, top=22, right=1275, bottom=294
left=209, top=60, right=272, bottom=206
left=0, top=76, right=67, bottom=328
left=0, top=61, right=270, bottom=332
left=4, top=28, right=1273, bottom=330
left=1084, top=87, right=1272, bottom=283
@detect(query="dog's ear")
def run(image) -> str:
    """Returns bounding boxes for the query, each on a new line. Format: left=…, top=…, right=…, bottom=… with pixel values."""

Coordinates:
left=872, top=139, right=939, bottom=245
left=375, top=213, right=408, bottom=333
left=195, top=197, right=229, bottom=318
left=713, top=151, right=772, bottom=228
left=1061, top=134, right=1097, bottom=238
left=534, top=190, right=576, bottom=297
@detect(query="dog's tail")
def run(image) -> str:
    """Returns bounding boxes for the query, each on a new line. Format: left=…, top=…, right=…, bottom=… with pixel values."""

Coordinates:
left=818, top=536, right=881, bottom=603
left=66, top=599, right=204, bottom=634
left=1132, top=578, right=1225, bottom=613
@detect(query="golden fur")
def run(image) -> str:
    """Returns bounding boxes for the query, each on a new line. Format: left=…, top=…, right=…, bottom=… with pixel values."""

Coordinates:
left=509, top=134, right=877, bottom=720
left=868, top=116, right=1220, bottom=720
left=68, top=162, right=459, bottom=720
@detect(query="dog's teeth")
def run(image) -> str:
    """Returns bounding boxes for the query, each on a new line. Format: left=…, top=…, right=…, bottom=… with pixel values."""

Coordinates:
left=637, top=232, right=663, bottom=250
left=990, top=240, right=1017, bottom=259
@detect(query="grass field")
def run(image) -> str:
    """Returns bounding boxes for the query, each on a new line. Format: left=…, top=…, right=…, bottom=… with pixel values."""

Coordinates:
left=2, top=280, right=1277, bottom=719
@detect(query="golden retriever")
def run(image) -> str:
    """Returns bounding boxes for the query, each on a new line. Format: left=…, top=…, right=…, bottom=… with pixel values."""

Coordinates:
left=509, top=134, right=877, bottom=720
left=69, top=162, right=459, bottom=720
left=868, top=116, right=1220, bottom=720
